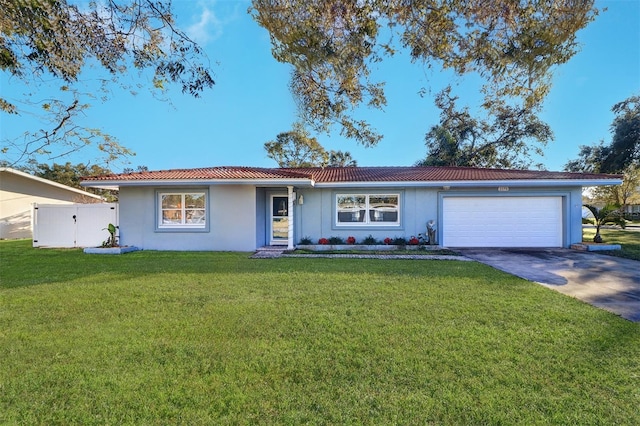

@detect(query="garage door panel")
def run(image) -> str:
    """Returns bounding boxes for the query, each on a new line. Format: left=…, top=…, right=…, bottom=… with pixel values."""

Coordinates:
left=442, top=196, right=562, bottom=247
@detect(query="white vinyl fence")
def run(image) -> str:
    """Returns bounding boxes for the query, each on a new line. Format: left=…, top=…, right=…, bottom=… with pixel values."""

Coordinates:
left=32, top=203, right=118, bottom=248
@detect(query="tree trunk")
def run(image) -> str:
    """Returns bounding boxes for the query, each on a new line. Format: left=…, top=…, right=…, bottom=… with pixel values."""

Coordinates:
left=593, top=226, right=603, bottom=243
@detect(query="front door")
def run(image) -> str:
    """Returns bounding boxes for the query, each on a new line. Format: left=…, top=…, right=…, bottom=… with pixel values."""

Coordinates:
left=270, top=195, right=289, bottom=245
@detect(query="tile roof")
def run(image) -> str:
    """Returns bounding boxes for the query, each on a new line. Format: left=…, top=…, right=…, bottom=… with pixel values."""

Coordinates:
left=83, top=166, right=313, bottom=182
left=293, top=166, right=622, bottom=182
left=82, top=166, right=621, bottom=184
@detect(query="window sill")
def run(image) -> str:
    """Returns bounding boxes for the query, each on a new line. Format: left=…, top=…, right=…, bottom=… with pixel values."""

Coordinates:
left=332, top=224, right=403, bottom=231
left=155, top=227, right=209, bottom=233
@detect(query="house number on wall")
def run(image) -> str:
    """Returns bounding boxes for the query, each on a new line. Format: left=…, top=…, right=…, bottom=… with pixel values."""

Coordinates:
left=497, top=186, right=509, bottom=192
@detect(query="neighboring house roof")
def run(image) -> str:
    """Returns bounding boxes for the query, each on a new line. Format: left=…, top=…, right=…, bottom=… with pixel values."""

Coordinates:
left=81, top=166, right=623, bottom=189
left=1, top=167, right=104, bottom=200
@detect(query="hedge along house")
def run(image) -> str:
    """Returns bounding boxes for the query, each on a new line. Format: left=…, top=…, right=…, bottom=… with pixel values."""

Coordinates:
left=81, top=166, right=622, bottom=251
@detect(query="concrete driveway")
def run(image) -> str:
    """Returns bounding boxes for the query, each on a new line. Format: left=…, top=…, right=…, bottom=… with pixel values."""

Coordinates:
left=459, top=248, right=640, bottom=322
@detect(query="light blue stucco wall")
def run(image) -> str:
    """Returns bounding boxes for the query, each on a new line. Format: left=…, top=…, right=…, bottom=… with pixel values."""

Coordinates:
left=119, top=185, right=257, bottom=251
left=294, top=187, right=439, bottom=244
left=119, top=184, right=585, bottom=250
left=567, top=186, right=585, bottom=246
left=296, top=185, right=585, bottom=247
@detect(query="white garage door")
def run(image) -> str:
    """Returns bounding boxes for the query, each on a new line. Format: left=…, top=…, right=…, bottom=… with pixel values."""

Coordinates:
left=442, top=196, right=563, bottom=247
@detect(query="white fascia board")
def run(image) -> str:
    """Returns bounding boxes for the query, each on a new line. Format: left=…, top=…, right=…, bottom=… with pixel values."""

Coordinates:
left=81, top=178, right=315, bottom=189
left=81, top=184, right=120, bottom=191
left=313, top=179, right=623, bottom=188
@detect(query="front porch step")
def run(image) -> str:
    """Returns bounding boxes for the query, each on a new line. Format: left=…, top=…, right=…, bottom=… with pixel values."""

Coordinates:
left=252, top=246, right=287, bottom=258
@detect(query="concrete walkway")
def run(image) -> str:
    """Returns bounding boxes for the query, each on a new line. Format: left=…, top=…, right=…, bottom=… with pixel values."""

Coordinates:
left=459, top=248, right=640, bottom=322
left=252, top=246, right=288, bottom=258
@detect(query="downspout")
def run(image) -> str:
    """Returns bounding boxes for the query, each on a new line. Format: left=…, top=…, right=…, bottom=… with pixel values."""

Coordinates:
left=287, top=185, right=294, bottom=250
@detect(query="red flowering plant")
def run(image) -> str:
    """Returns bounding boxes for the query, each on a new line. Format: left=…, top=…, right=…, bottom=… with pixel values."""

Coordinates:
left=383, top=237, right=392, bottom=245
left=408, top=236, right=420, bottom=245
left=318, top=238, right=329, bottom=245
left=346, top=236, right=356, bottom=245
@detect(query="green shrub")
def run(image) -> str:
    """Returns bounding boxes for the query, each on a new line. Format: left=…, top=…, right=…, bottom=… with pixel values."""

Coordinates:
left=392, top=237, right=406, bottom=246
left=362, top=235, right=379, bottom=245
left=299, top=236, right=313, bottom=245
left=328, top=236, right=345, bottom=245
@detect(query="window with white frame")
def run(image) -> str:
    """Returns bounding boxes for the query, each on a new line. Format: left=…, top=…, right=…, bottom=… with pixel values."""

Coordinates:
left=158, top=192, right=206, bottom=228
left=336, top=193, right=399, bottom=226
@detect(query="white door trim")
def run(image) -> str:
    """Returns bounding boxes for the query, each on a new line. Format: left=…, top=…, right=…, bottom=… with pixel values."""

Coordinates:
left=269, top=193, right=289, bottom=246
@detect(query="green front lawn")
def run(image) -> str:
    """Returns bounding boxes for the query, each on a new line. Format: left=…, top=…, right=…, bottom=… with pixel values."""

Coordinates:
left=1, top=240, right=639, bottom=424
left=583, top=226, right=640, bottom=260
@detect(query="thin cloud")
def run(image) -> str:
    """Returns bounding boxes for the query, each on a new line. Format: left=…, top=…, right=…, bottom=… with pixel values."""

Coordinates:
left=187, top=2, right=224, bottom=46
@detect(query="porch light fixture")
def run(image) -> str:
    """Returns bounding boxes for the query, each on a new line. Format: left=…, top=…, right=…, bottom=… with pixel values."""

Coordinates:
left=298, top=195, right=304, bottom=205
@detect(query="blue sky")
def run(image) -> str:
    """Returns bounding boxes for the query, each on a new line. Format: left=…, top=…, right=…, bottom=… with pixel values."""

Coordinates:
left=2, top=0, right=639, bottom=172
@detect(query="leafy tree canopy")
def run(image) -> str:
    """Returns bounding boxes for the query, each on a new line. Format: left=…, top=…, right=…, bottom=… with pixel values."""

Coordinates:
left=251, top=0, right=598, bottom=146
left=264, top=123, right=357, bottom=167
left=327, top=150, right=357, bottom=167
left=122, top=165, right=150, bottom=174
left=564, top=142, right=609, bottom=174
left=1, top=0, right=214, bottom=166
left=264, top=123, right=329, bottom=167
left=565, top=94, right=640, bottom=212
left=609, top=165, right=640, bottom=208
left=582, top=163, right=640, bottom=212
left=24, top=161, right=111, bottom=188
left=565, top=94, right=640, bottom=174
left=603, top=95, right=640, bottom=173
left=416, top=87, right=552, bottom=169
left=13, top=161, right=118, bottom=201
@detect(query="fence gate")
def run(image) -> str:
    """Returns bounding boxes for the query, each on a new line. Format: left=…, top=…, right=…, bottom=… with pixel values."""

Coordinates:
left=32, top=203, right=118, bottom=248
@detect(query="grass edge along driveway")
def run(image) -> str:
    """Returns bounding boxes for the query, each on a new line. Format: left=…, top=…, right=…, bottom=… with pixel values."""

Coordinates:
left=583, top=226, right=640, bottom=260
left=1, top=240, right=639, bottom=424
